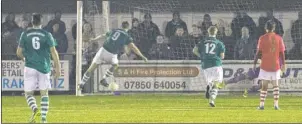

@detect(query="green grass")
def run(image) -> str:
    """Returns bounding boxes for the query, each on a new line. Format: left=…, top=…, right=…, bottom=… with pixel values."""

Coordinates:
left=2, top=94, right=302, bottom=123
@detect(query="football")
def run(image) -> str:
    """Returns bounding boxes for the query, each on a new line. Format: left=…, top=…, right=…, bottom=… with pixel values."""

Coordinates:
left=108, top=82, right=119, bottom=91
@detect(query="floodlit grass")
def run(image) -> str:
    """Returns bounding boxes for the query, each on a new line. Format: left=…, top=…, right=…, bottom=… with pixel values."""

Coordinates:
left=2, top=94, right=302, bottom=123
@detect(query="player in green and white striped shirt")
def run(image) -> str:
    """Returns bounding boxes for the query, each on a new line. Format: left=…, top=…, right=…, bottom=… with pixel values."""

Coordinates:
left=193, top=26, right=226, bottom=107
left=17, top=13, right=61, bottom=123
left=78, top=21, right=147, bottom=91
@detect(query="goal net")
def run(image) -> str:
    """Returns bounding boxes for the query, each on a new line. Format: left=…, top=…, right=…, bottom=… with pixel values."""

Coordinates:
left=78, top=0, right=302, bottom=95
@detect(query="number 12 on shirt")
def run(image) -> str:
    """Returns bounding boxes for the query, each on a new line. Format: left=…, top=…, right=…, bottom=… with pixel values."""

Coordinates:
left=205, top=43, right=216, bottom=54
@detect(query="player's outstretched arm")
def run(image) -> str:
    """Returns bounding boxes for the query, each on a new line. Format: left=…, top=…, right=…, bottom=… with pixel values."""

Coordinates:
left=50, top=47, right=61, bottom=79
left=128, top=43, right=148, bottom=62
left=90, top=34, right=106, bottom=41
left=16, top=46, right=25, bottom=61
left=193, top=46, right=201, bottom=58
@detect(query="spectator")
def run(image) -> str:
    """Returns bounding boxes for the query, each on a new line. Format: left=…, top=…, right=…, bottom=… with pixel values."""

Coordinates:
left=200, top=14, right=213, bottom=37
left=82, top=23, right=95, bottom=43
left=231, top=10, right=256, bottom=40
left=70, top=19, right=88, bottom=92
left=199, top=14, right=213, bottom=37
left=170, top=26, right=195, bottom=60
left=137, top=13, right=161, bottom=59
left=257, top=16, right=267, bottom=38
left=82, top=22, right=97, bottom=66
left=258, top=9, right=284, bottom=37
left=216, top=19, right=235, bottom=60
left=52, top=23, right=68, bottom=55
left=216, top=19, right=226, bottom=40
left=289, top=11, right=302, bottom=60
left=149, top=35, right=171, bottom=60
left=72, top=19, right=88, bottom=41
left=165, top=11, right=188, bottom=39
left=2, top=13, right=19, bottom=38
left=2, top=32, right=19, bottom=60
left=44, top=11, right=66, bottom=34
left=81, top=22, right=98, bottom=93
left=1, top=13, right=19, bottom=60
left=170, top=26, right=185, bottom=47
left=126, top=18, right=141, bottom=60
left=234, top=27, right=256, bottom=60
left=16, top=19, right=30, bottom=39
left=189, top=24, right=202, bottom=44
left=70, top=19, right=89, bottom=87
left=19, top=20, right=30, bottom=30
left=128, top=18, right=141, bottom=48
left=21, top=13, right=32, bottom=28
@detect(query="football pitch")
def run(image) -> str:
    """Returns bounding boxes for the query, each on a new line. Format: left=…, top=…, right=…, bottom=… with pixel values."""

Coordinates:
left=2, top=94, right=302, bottom=123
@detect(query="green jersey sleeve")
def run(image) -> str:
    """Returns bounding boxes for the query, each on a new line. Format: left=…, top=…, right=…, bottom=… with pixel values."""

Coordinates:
left=47, top=33, right=57, bottom=48
left=197, top=41, right=203, bottom=54
left=18, top=32, right=26, bottom=48
left=218, top=41, right=226, bottom=54
left=125, top=35, right=133, bottom=45
left=105, top=31, right=112, bottom=37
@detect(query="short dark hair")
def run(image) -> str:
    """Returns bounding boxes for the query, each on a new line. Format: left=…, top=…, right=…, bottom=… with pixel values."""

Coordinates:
left=204, top=14, right=210, bottom=18
left=173, top=11, right=180, bottom=17
left=122, top=21, right=129, bottom=29
left=32, top=13, right=42, bottom=26
left=55, top=10, right=62, bottom=15
left=265, top=20, right=276, bottom=31
left=144, top=13, right=152, bottom=19
left=132, top=18, right=139, bottom=24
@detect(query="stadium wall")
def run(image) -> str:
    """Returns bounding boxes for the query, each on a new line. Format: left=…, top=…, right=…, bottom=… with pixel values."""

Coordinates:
left=2, top=60, right=302, bottom=94
left=94, top=60, right=302, bottom=93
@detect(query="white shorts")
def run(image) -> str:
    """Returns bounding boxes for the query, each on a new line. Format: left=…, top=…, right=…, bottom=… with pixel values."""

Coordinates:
left=24, top=67, right=51, bottom=92
left=203, top=66, right=223, bottom=85
left=258, top=69, right=281, bottom=80
left=92, top=47, right=118, bottom=65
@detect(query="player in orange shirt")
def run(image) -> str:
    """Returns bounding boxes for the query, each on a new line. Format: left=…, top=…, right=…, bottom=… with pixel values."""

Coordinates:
left=253, top=20, right=286, bottom=110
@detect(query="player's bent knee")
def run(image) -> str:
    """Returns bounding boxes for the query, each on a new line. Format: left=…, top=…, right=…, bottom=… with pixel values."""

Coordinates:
left=40, top=90, right=49, bottom=96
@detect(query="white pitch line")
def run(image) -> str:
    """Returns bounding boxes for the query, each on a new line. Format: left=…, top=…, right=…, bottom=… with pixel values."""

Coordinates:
left=3, top=106, right=299, bottom=112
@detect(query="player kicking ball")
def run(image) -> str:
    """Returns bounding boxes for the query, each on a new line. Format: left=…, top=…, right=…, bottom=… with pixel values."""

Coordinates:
left=16, top=13, right=61, bottom=123
left=193, top=26, right=226, bottom=107
left=78, top=21, right=148, bottom=91
left=254, top=20, right=286, bottom=110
